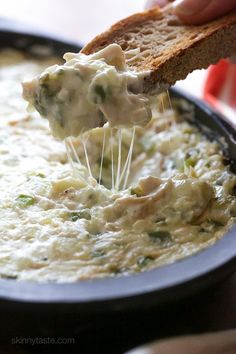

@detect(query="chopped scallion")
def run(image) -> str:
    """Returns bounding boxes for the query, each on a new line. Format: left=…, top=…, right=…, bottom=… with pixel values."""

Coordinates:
left=69, top=210, right=91, bottom=222
left=137, top=256, right=154, bottom=268
left=91, top=250, right=105, bottom=258
left=94, top=85, right=106, bottom=103
left=148, top=230, right=171, bottom=243
left=130, top=186, right=143, bottom=197
left=16, top=194, right=35, bottom=207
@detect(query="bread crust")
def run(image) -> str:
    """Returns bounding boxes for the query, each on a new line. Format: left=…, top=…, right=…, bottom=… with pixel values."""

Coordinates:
left=82, top=7, right=236, bottom=93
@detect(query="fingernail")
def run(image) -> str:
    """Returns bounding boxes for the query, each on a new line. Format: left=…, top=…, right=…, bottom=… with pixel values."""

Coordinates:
left=173, top=0, right=212, bottom=16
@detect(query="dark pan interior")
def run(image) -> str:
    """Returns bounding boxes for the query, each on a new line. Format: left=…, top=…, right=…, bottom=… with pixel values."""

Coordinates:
left=0, top=27, right=236, bottom=315
left=170, top=89, right=236, bottom=173
left=0, top=19, right=81, bottom=55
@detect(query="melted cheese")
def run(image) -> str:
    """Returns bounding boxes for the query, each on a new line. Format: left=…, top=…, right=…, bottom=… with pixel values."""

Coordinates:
left=23, top=44, right=151, bottom=139
left=0, top=50, right=235, bottom=282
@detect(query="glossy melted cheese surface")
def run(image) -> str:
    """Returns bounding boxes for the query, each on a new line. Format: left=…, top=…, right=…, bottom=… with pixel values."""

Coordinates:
left=0, top=50, right=236, bottom=282
left=23, top=44, right=151, bottom=139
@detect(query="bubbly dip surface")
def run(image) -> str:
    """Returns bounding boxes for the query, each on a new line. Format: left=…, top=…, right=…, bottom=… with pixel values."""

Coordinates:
left=23, top=44, right=151, bottom=139
left=0, top=49, right=236, bottom=282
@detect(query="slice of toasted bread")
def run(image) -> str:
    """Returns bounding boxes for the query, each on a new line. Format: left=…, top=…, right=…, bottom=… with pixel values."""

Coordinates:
left=82, top=7, right=236, bottom=94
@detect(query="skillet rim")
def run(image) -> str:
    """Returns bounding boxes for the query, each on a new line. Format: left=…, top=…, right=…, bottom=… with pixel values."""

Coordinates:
left=0, top=27, right=235, bottom=310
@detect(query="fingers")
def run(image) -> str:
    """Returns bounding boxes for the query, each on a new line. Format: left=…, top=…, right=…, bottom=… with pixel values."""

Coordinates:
left=126, top=330, right=236, bottom=354
left=173, top=0, right=236, bottom=25
left=145, top=0, right=236, bottom=61
left=146, top=0, right=236, bottom=24
left=145, top=0, right=170, bottom=9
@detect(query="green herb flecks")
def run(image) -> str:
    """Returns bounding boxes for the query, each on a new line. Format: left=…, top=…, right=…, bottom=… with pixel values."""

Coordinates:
left=36, top=73, right=64, bottom=126
left=68, top=210, right=91, bottom=222
left=97, top=156, right=111, bottom=169
left=94, top=85, right=106, bottom=104
left=112, top=268, right=123, bottom=275
left=16, top=194, right=35, bottom=208
left=36, top=173, right=46, bottom=178
left=184, top=149, right=199, bottom=169
left=91, top=249, right=106, bottom=258
left=131, top=186, right=143, bottom=197
left=184, top=157, right=196, bottom=168
left=148, top=231, right=172, bottom=244
left=209, top=219, right=225, bottom=227
left=137, top=256, right=154, bottom=268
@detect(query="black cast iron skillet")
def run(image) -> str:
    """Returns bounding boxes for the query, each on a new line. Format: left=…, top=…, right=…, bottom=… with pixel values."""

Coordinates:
left=0, top=21, right=236, bottom=328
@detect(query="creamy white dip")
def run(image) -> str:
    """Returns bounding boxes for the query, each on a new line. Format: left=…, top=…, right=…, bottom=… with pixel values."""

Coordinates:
left=0, top=50, right=235, bottom=282
left=23, top=44, right=151, bottom=139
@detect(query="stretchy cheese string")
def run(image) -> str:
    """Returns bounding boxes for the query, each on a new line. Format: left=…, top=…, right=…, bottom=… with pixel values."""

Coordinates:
left=116, top=126, right=135, bottom=190
left=65, top=138, right=88, bottom=183
left=68, top=137, right=82, bottom=165
left=123, top=126, right=136, bottom=190
left=115, top=128, right=122, bottom=191
left=82, top=139, right=92, bottom=178
left=65, top=92, right=175, bottom=191
left=110, top=128, right=115, bottom=191
left=160, top=95, right=165, bottom=113
left=167, top=90, right=176, bottom=126
left=167, top=90, right=173, bottom=111
left=99, top=129, right=106, bottom=185
left=65, top=138, right=75, bottom=172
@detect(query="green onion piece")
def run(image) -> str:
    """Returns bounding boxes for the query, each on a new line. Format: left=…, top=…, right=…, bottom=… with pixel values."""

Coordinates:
left=137, top=256, right=154, bottom=268
left=148, top=231, right=171, bottom=243
left=184, top=157, right=196, bottom=168
left=94, top=85, right=106, bottom=103
left=69, top=211, right=91, bottom=222
left=146, top=144, right=156, bottom=156
left=17, top=194, right=35, bottom=207
left=183, top=128, right=193, bottom=134
left=37, top=173, right=46, bottom=178
left=130, top=186, right=143, bottom=197
left=91, top=250, right=106, bottom=258
left=209, top=219, right=225, bottom=227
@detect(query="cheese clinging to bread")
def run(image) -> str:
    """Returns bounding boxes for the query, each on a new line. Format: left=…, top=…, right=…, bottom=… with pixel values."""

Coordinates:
left=83, top=7, right=236, bottom=94
left=23, top=6, right=236, bottom=138
left=23, top=44, right=151, bottom=139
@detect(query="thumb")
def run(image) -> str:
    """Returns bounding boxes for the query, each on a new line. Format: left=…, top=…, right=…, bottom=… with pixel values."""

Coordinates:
left=173, top=0, right=236, bottom=25
left=145, top=0, right=170, bottom=10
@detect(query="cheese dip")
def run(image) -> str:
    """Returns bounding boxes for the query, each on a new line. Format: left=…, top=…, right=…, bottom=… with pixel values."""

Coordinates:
left=0, top=50, right=236, bottom=282
left=23, top=44, right=151, bottom=139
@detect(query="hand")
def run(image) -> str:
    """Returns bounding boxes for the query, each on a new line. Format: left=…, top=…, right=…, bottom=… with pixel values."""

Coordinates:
left=146, top=0, right=236, bottom=25
left=134, top=2, right=236, bottom=353
left=126, top=273, right=236, bottom=353
left=127, top=330, right=236, bottom=354
left=146, top=0, right=236, bottom=62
